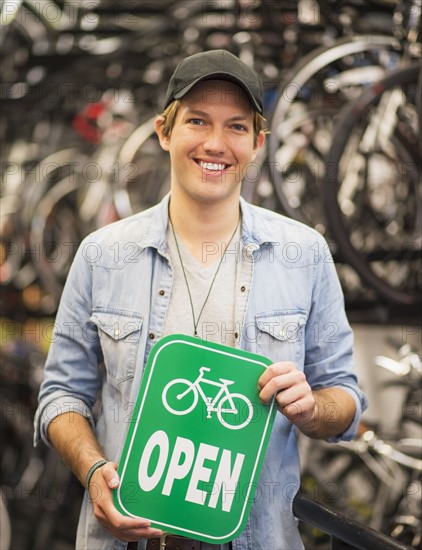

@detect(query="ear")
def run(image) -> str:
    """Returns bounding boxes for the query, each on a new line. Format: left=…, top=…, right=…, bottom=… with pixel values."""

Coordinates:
left=251, top=131, right=265, bottom=161
left=155, top=116, right=170, bottom=151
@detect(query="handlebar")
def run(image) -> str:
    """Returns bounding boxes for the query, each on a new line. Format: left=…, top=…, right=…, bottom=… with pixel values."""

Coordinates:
left=362, top=431, right=422, bottom=471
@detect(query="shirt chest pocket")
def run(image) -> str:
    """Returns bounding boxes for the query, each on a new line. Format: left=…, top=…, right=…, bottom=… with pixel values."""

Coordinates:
left=255, top=311, right=306, bottom=363
left=91, top=310, right=143, bottom=386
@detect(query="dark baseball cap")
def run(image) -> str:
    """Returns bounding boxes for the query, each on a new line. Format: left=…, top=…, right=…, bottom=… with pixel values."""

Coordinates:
left=163, top=49, right=263, bottom=114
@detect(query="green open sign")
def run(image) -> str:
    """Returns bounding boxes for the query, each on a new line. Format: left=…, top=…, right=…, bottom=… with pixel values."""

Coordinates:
left=114, top=334, right=276, bottom=544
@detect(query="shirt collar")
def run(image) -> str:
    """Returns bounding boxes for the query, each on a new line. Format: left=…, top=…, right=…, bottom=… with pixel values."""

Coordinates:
left=239, top=196, right=276, bottom=248
left=138, top=193, right=171, bottom=256
left=138, top=193, right=275, bottom=255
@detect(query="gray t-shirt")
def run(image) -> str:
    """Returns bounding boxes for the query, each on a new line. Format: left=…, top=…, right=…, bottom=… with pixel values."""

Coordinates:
left=162, top=222, right=250, bottom=347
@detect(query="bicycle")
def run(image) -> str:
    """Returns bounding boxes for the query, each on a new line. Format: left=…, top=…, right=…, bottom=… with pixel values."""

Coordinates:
left=299, top=339, right=422, bottom=548
left=162, top=366, right=254, bottom=430
left=323, top=62, right=421, bottom=307
left=268, top=0, right=420, bottom=309
left=268, top=27, right=401, bottom=228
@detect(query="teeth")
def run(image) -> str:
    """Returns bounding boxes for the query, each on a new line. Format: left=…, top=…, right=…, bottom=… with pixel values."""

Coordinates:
left=199, top=161, right=227, bottom=171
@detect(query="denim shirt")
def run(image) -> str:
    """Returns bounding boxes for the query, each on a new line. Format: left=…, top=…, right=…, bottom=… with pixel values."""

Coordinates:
left=35, top=194, right=367, bottom=550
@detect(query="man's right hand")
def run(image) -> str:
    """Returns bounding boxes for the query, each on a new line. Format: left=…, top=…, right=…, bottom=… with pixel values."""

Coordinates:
left=88, top=461, right=164, bottom=542
left=48, top=413, right=162, bottom=542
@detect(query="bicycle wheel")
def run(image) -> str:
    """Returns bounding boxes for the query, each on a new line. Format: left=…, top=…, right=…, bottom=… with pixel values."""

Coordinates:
left=162, top=379, right=198, bottom=415
left=324, top=63, right=421, bottom=306
left=300, top=438, right=403, bottom=533
left=217, top=393, right=253, bottom=430
left=269, top=34, right=400, bottom=227
left=113, top=117, right=171, bottom=219
left=269, top=106, right=339, bottom=231
left=29, top=171, right=95, bottom=311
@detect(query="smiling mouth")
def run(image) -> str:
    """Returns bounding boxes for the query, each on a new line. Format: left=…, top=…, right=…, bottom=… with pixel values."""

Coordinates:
left=196, top=160, right=231, bottom=171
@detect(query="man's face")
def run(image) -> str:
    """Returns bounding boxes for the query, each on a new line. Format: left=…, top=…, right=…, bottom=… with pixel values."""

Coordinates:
left=156, top=79, right=265, bottom=206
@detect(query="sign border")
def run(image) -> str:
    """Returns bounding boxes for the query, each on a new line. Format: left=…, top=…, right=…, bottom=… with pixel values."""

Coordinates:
left=115, top=336, right=275, bottom=542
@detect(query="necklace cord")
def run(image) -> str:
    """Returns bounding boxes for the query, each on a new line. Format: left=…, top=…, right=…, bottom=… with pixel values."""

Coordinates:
left=169, top=216, right=240, bottom=337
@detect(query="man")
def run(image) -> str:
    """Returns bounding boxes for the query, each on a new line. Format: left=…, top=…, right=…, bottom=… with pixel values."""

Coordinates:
left=35, top=50, right=367, bottom=550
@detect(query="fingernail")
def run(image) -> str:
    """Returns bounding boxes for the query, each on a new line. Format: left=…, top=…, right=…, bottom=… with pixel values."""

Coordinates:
left=110, top=478, right=119, bottom=488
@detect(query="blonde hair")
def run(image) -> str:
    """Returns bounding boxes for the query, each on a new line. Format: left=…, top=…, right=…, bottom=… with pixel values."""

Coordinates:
left=158, top=99, right=269, bottom=144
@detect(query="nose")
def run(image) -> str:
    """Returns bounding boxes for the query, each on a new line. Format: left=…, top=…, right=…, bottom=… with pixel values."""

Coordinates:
left=202, top=126, right=227, bottom=155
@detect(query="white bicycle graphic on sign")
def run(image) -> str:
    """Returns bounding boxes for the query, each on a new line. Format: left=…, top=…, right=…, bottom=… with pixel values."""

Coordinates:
left=162, top=367, right=253, bottom=430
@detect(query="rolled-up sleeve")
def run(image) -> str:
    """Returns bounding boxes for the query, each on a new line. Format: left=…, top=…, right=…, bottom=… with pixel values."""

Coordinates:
left=34, top=237, right=102, bottom=447
left=304, top=234, right=368, bottom=442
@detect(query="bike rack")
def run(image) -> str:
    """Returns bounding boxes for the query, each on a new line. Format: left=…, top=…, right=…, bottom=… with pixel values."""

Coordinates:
left=292, top=491, right=413, bottom=550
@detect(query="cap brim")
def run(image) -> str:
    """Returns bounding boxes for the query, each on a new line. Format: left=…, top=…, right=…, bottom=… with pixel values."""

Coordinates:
left=173, top=72, right=262, bottom=114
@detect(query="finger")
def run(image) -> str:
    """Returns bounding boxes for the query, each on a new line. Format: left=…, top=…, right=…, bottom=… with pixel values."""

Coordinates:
left=101, top=501, right=152, bottom=529
left=259, top=371, right=305, bottom=404
left=274, top=380, right=310, bottom=409
left=91, top=468, right=163, bottom=541
left=101, top=461, right=120, bottom=489
left=99, top=525, right=164, bottom=542
left=104, top=524, right=163, bottom=542
left=95, top=505, right=163, bottom=543
left=258, top=362, right=295, bottom=390
left=97, top=515, right=153, bottom=530
left=118, top=527, right=164, bottom=541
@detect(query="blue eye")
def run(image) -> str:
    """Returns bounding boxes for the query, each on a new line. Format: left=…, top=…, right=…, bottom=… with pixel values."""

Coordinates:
left=232, top=124, right=247, bottom=131
left=189, top=118, right=204, bottom=125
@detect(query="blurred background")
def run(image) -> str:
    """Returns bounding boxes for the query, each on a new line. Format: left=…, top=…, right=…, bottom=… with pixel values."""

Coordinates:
left=1, top=0, right=421, bottom=548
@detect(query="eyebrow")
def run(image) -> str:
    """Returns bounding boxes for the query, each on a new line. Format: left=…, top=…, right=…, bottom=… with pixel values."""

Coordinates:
left=183, top=109, right=251, bottom=122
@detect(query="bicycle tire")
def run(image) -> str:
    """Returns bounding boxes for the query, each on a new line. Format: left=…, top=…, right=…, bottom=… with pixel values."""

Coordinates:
left=324, top=63, right=421, bottom=306
left=300, top=437, right=406, bottom=534
left=113, top=116, right=171, bottom=218
left=29, top=173, right=92, bottom=310
left=268, top=34, right=401, bottom=224
left=162, top=379, right=198, bottom=415
left=217, top=393, right=253, bottom=430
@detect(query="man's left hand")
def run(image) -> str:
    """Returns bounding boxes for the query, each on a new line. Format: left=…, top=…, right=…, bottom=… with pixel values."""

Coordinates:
left=258, top=362, right=316, bottom=430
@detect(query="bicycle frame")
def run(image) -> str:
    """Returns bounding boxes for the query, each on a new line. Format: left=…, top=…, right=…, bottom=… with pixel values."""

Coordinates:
left=179, top=367, right=237, bottom=418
